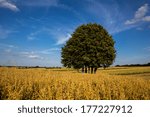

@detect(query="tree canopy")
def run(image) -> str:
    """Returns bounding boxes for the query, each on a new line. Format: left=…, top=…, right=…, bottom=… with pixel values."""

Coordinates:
left=61, top=23, right=116, bottom=73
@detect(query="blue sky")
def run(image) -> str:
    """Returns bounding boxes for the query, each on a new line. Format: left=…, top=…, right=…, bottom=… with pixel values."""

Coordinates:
left=0, top=0, right=150, bottom=66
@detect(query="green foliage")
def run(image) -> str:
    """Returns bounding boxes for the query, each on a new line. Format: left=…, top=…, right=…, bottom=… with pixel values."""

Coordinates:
left=61, top=23, right=116, bottom=73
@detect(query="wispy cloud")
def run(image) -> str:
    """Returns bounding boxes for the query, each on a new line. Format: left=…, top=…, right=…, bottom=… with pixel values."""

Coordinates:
left=0, top=43, right=16, bottom=52
left=4, top=48, right=11, bottom=53
left=19, top=51, right=43, bottom=60
left=18, top=0, right=59, bottom=7
left=27, top=26, right=73, bottom=45
left=0, top=46, right=46, bottom=60
left=0, top=0, right=19, bottom=11
left=18, top=47, right=60, bottom=60
left=125, top=4, right=150, bottom=25
left=136, top=27, right=143, bottom=30
left=115, top=55, right=150, bottom=65
left=0, top=43, right=17, bottom=48
left=27, top=35, right=35, bottom=41
left=0, top=26, right=12, bottom=39
left=84, top=0, right=128, bottom=34
left=84, top=1, right=150, bottom=34
left=0, top=25, right=17, bottom=39
left=0, top=43, right=18, bottom=57
left=144, top=47, right=150, bottom=52
left=43, top=27, right=73, bottom=45
left=39, top=48, right=60, bottom=54
left=27, top=30, right=42, bottom=40
left=27, top=55, right=42, bottom=59
left=56, top=33, right=71, bottom=45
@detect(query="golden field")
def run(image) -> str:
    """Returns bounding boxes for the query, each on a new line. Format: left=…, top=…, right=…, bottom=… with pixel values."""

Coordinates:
left=0, top=67, right=150, bottom=100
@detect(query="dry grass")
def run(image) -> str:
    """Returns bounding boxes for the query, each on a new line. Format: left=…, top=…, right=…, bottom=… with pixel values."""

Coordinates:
left=0, top=67, right=150, bottom=100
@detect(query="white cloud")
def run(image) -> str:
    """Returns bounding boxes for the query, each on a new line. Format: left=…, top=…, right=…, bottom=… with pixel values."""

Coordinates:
left=45, top=27, right=73, bottom=45
left=125, top=4, right=150, bottom=25
left=142, top=16, right=150, bottom=21
left=0, top=0, right=19, bottom=11
left=125, top=19, right=138, bottom=25
left=135, top=4, right=148, bottom=19
left=27, top=55, right=41, bottom=59
left=56, top=33, right=71, bottom=45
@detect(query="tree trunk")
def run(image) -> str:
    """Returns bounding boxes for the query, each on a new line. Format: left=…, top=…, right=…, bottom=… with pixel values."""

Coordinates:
left=88, top=67, right=90, bottom=73
left=82, top=67, right=84, bottom=73
left=94, top=68, right=97, bottom=74
left=85, top=67, right=87, bottom=73
left=91, top=67, right=94, bottom=74
left=103, top=64, right=106, bottom=69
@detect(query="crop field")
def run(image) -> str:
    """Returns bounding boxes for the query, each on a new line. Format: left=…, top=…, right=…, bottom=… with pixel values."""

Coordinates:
left=0, top=67, right=150, bottom=100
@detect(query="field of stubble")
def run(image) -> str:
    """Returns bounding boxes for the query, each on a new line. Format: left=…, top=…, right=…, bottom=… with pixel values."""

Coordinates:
left=0, top=67, right=150, bottom=100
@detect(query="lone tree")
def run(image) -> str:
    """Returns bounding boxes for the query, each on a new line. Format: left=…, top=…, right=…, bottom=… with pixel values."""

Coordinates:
left=61, top=23, right=116, bottom=73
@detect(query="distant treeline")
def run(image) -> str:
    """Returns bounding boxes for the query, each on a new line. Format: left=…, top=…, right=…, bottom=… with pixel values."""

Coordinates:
left=116, top=63, right=150, bottom=67
left=0, top=65, right=61, bottom=69
left=0, top=63, right=150, bottom=69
